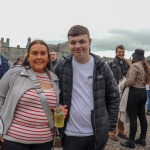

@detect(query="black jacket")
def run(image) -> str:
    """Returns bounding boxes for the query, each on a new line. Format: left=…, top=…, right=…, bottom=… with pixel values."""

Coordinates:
left=51, top=59, right=58, bottom=73
left=108, top=57, right=130, bottom=84
left=55, top=53, right=120, bottom=150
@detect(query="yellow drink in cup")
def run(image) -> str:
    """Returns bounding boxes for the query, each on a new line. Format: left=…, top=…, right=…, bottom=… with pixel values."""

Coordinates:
left=54, top=109, right=65, bottom=128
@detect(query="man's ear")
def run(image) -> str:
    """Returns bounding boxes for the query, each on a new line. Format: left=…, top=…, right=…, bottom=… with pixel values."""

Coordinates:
left=89, top=38, right=92, bottom=46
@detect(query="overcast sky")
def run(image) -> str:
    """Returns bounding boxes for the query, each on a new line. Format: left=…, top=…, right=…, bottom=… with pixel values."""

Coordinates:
left=0, top=0, right=150, bottom=58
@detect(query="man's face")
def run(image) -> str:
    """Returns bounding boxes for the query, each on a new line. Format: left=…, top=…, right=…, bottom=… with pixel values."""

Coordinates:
left=116, top=48, right=125, bottom=60
left=50, top=51, right=57, bottom=62
left=68, top=34, right=92, bottom=62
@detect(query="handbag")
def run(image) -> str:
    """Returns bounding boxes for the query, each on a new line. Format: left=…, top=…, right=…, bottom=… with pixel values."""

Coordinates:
left=52, top=129, right=62, bottom=150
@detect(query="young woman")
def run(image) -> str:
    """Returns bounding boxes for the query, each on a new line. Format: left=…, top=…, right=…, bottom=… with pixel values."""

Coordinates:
left=121, top=49, right=150, bottom=149
left=0, top=40, right=67, bottom=150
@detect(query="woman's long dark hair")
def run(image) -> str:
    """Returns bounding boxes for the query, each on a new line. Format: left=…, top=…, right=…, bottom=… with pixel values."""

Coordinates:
left=142, top=61, right=150, bottom=84
left=22, top=40, right=51, bottom=70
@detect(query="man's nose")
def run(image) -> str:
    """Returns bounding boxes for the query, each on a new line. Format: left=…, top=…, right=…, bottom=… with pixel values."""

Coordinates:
left=75, top=42, right=81, bottom=48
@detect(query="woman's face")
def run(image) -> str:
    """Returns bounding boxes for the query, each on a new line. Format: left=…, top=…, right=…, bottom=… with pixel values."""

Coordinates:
left=28, top=44, right=48, bottom=73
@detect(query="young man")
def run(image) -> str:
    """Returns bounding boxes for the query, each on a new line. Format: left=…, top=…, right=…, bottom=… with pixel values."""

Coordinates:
left=49, top=49, right=58, bottom=72
left=55, top=25, right=120, bottom=150
left=108, top=45, right=130, bottom=141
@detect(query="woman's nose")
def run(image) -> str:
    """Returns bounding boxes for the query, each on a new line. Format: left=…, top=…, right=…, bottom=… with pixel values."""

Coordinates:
left=37, top=54, right=42, bottom=58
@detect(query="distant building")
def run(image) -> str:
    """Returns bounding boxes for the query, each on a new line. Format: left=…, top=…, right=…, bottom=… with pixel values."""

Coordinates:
left=0, top=37, right=70, bottom=63
left=48, top=42, right=70, bottom=60
left=0, top=38, right=27, bottom=63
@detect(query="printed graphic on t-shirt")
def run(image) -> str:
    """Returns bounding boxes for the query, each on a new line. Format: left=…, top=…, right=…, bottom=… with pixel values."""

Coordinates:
left=88, top=76, right=93, bottom=79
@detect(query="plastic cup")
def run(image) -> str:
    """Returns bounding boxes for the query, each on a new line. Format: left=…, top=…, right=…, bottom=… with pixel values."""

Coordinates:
left=54, top=107, right=65, bottom=128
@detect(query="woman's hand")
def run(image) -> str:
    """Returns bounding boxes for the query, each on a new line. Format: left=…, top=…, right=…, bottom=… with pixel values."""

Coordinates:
left=61, top=105, right=68, bottom=118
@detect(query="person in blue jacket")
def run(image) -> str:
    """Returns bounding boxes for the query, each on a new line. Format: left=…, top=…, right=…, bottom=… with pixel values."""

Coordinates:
left=0, top=54, right=9, bottom=79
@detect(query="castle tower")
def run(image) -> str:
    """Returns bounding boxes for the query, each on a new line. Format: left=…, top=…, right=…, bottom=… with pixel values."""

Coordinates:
left=6, top=38, right=9, bottom=47
left=1, top=38, right=4, bottom=44
left=26, top=37, right=31, bottom=48
left=0, top=38, right=9, bottom=47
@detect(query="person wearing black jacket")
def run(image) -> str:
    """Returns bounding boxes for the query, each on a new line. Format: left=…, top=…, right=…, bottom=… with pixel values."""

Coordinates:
left=55, top=25, right=120, bottom=150
left=49, top=49, right=58, bottom=72
left=108, top=45, right=130, bottom=141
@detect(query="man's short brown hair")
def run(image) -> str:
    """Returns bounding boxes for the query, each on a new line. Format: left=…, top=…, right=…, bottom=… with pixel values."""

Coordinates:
left=115, top=45, right=125, bottom=53
left=68, top=25, right=90, bottom=38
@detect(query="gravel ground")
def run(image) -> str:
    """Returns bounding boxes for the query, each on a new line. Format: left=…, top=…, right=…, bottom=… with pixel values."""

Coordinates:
left=105, top=115, right=150, bottom=150
left=53, top=115, right=150, bottom=150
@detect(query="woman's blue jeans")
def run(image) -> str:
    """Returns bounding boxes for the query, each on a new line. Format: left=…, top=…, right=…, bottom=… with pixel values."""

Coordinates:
left=147, top=90, right=150, bottom=111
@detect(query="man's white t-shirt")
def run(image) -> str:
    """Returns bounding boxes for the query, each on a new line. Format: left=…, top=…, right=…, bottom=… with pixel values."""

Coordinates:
left=65, top=56, right=94, bottom=136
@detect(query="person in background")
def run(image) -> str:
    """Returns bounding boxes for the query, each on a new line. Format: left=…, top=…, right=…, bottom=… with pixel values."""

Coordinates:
left=13, top=58, right=22, bottom=66
left=20, top=53, right=28, bottom=65
left=55, top=25, right=120, bottom=150
left=108, top=45, right=130, bottom=141
left=50, top=49, right=58, bottom=72
left=146, top=83, right=150, bottom=115
left=0, top=45, right=10, bottom=79
left=120, top=49, right=150, bottom=149
left=0, top=40, right=67, bottom=150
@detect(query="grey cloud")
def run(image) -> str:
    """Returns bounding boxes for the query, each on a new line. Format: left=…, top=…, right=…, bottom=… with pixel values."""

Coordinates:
left=91, top=28, right=150, bottom=52
left=45, top=29, right=150, bottom=53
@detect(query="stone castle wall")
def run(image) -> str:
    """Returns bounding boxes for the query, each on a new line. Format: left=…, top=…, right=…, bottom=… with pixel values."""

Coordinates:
left=0, top=38, right=70, bottom=64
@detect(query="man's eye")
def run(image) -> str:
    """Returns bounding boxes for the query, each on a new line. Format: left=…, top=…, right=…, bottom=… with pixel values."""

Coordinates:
left=79, top=41, right=85, bottom=44
left=70, top=41, right=76, bottom=45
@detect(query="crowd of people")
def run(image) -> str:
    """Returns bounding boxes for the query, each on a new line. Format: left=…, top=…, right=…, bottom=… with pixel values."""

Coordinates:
left=0, top=25, right=150, bottom=150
